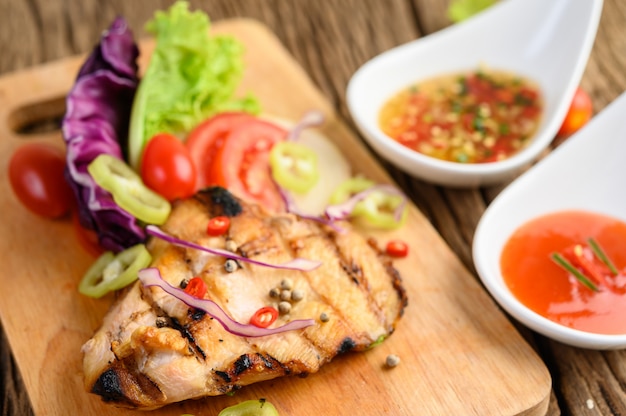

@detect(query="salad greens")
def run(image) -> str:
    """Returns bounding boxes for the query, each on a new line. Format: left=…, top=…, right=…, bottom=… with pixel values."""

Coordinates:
left=63, top=2, right=261, bottom=251
left=447, top=0, right=497, bottom=23
left=128, top=1, right=260, bottom=169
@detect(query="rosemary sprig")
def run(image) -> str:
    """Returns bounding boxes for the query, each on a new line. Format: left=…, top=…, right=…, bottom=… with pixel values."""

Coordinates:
left=551, top=253, right=599, bottom=292
left=587, top=238, right=619, bottom=275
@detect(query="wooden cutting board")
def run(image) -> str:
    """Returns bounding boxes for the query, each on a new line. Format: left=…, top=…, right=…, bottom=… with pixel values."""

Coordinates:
left=0, top=19, right=551, bottom=416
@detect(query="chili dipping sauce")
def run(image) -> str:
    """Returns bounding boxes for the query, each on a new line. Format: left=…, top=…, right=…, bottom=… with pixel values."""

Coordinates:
left=379, top=68, right=542, bottom=163
left=500, top=211, right=626, bottom=335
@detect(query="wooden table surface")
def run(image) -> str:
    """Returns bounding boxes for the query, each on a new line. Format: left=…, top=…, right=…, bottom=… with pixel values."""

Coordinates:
left=1, top=0, right=625, bottom=415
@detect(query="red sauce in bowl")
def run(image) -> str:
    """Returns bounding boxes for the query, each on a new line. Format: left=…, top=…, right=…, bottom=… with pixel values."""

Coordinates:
left=500, top=211, right=626, bottom=335
left=379, top=68, right=542, bottom=163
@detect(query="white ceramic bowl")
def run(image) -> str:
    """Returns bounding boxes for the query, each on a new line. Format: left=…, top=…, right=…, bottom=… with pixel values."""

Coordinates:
left=346, top=0, right=603, bottom=187
left=473, top=91, right=626, bottom=350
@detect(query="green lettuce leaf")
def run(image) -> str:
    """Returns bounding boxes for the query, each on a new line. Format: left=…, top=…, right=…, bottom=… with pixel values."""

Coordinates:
left=128, top=1, right=260, bottom=169
left=447, top=0, right=498, bottom=23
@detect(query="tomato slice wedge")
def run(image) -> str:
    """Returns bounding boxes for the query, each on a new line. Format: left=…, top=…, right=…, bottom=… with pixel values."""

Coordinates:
left=208, top=119, right=287, bottom=212
left=186, top=112, right=256, bottom=189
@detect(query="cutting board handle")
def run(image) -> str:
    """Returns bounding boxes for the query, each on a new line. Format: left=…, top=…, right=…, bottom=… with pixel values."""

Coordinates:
left=0, top=58, right=81, bottom=146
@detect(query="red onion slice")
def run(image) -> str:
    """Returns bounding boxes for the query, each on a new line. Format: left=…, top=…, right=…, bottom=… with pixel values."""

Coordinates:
left=278, top=187, right=345, bottom=233
left=146, top=225, right=321, bottom=271
left=137, top=268, right=315, bottom=337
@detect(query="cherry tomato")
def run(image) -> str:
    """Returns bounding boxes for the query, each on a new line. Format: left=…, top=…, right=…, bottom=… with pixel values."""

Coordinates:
left=186, top=112, right=255, bottom=189
left=385, top=240, right=409, bottom=258
left=141, top=133, right=197, bottom=201
left=208, top=119, right=287, bottom=212
left=8, top=142, right=73, bottom=218
left=557, top=87, right=593, bottom=137
left=249, top=306, right=278, bottom=328
left=206, top=216, right=230, bottom=236
left=184, top=277, right=207, bottom=299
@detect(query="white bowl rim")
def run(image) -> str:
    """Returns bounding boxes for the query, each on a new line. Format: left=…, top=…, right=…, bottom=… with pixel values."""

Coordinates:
left=473, top=91, right=626, bottom=350
left=346, top=0, right=604, bottom=186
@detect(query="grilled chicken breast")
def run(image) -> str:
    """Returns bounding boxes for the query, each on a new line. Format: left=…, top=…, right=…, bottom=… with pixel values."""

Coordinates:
left=81, top=187, right=407, bottom=409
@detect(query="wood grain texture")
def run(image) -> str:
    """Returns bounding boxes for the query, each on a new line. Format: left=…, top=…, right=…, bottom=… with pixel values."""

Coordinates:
left=0, top=0, right=625, bottom=415
left=0, top=18, right=552, bottom=416
left=0, top=18, right=551, bottom=416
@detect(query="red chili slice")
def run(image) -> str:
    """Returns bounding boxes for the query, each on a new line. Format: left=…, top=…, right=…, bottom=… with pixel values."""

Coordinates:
left=184, top=277, right=207, bottom=299
left=207, top=216, right=230, bottom=236
left=386, top=240, right=409, bottom=258
left=249, top=306, right=278, bottom=328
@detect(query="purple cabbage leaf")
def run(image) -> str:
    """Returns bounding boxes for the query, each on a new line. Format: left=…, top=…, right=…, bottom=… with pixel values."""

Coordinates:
left=62, top=17, right=145, bottom=252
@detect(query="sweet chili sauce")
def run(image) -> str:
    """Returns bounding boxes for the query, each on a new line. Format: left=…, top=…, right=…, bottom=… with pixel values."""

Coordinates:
left=379, top=67, right=542, bottom=163
left=500, top=211, right=626, bottom=334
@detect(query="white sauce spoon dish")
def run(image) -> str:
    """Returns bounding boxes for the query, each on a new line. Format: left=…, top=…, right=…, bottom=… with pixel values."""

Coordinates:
left=347, top=0, right=603, bottom=187
left=473, top=91, right=626, bottom=350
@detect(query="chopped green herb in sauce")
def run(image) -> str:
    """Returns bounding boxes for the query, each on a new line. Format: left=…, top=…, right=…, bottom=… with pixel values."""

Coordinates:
left=379, top=67, right=542, bottom=163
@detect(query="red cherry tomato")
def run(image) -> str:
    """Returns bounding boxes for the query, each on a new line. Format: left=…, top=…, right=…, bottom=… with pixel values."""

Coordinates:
left=141, top=133, right=197, bottom=201
left=184, top=277, right=207, bottom=299
left=8, top=143, right=73, bottom=218
left=557, top=87, right=593, bottom=137
left=249, top=306, right=278, bottom=328
left=206, top=216, right=230, bottom=236
left=385, top=240, right=409, bottom=258
left=208, top=119, right=287, bottom=212
left=186, top=112, right=256, bottom=189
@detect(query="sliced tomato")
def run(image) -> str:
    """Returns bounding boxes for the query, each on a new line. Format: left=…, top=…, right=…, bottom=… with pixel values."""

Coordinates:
left=208, top=119, right=287, bottom=212
left=186, top=112, right=256, bottom=189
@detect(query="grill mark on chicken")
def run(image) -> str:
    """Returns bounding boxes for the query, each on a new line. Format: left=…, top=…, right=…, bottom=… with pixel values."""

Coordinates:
left=82, top=188, right=406, bottom=409
left=194, top=187, right=243, bottom=217
left=215, top=370, right=231, bottom=382
left=91, top=369, right=125, bottom=402
left=284, top=228, right=391, bottom=343
left=338, top=337, right=357, bottom=354
left=169, top=317, right=206, bottom=360
left=340, top=259, right=363, bottom=285
left=92, top=359, right=166, bottom=406
left=330, top=236, right=386, bottom=322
